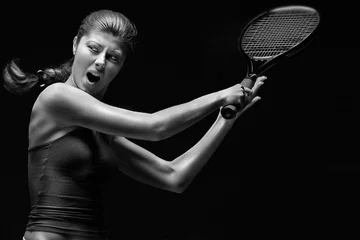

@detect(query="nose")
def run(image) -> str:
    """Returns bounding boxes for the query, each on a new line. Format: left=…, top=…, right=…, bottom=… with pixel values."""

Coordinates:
left=95, top=54, right=105, bottom=71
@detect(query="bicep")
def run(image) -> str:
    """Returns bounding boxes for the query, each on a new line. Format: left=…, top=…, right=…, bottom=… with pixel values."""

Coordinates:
left=111, top=136, right=178, bottom=192
left=41, top=83, right=161, bottom=141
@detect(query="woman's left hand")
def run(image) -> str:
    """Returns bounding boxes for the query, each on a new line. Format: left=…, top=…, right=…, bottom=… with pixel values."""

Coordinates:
left=220, top=75, right=267, bottom=120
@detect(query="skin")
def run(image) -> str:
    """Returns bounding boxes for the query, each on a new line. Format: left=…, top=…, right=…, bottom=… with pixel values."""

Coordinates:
left=24, top=30, right=266, bottom=240
left=68, top=31, right=126, bottom=99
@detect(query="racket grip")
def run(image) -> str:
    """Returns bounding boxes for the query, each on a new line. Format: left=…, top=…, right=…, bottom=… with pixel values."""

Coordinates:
left=221, top=77, right=255, bottom=119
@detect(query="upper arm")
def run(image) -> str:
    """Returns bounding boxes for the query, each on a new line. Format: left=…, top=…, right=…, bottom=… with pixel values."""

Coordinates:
left=110, top=136, right=180, bottom=193
left=40, top=83, right=161, bottom=141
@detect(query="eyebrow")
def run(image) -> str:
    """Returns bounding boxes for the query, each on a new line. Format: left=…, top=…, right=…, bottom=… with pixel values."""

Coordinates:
left=111, top=49, right=122, bottom=56
left=88, top=41, right=123, bottom=55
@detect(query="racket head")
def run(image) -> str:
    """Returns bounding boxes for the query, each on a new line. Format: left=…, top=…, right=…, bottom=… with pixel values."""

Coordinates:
left=238, top=5, right=320, bottom=76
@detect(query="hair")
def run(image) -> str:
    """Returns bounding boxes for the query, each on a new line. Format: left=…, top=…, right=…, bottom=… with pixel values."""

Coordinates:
left=3, top=9, right=137, bottom=96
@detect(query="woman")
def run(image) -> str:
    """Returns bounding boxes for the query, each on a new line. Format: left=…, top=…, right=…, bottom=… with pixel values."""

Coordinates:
left=3, top=9, right=266, bottom=240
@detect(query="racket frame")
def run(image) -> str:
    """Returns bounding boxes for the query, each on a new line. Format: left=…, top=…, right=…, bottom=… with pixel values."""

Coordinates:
left=238, top=5, right=321, bottom=80
left=220, top=5, right=321, bottom=119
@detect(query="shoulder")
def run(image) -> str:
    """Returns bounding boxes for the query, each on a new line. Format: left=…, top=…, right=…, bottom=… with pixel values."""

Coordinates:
left=38, top=82, right=94, bottom=110
left=36, top=82, right=117, bottom=130
left=39, top=82, right=81, bottom=102
left=37, top=83, right=92, bottom=124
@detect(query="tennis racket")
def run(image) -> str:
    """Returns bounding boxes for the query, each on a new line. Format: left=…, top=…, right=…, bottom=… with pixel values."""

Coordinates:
left=221, top=5, right=320, bottom=119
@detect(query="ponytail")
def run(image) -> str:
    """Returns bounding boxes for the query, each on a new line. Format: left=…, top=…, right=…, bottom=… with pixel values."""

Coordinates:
left=3, top=58, right=74, bottom=96
left=3, top=59, right=38, bottom=95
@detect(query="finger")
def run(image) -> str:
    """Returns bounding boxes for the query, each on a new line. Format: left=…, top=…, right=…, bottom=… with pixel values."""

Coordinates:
left=251, top=96, right=261, bottom=104
left=253, top=76, right=266, bottom=89
left=243, top=98, right=259, bottom=111
left=243, top=87, right=252, bottom=94
left=255, top=75, right=267, bottom=83
left=243, top=76, right=266, bottom=96
left=245, top=96, right=261, bottom=109
left=242, top=82, right=262, bottom=103
left=242, top=76, right=265, bottom=104
left=236, top=96, right=261, bottom=118
left=251, top=77, right=266, bottom=96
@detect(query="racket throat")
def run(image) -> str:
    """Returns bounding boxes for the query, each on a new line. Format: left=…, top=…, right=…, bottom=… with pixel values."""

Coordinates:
left=249, top=57, right=273, bottom=73
left=245, top=73, right=258, bottom=80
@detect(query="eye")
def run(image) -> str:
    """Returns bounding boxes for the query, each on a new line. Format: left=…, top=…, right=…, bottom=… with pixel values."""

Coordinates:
left=88, top=45, right=99, bottom=53
left=108, top=55, right=119, bottom=62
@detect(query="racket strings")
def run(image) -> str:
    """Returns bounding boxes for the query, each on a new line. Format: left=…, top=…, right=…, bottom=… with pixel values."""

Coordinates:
left=242, top=11, right=319, bottom=58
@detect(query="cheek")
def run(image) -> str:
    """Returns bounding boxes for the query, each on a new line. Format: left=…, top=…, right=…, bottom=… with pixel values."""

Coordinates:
left=104, top=65, right=122, bottom=82
left=73, top=50, right=92, bottom=76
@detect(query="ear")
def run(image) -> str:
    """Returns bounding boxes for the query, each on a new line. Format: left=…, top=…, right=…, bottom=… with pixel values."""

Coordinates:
left=73, top=36, right=78, bottom=55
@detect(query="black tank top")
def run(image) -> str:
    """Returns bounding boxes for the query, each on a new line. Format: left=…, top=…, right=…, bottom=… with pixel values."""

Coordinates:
left=26, top=127, right=113, bottom=238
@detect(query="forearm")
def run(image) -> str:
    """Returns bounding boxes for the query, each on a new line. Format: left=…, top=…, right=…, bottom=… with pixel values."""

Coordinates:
left=170, top=113, right=233, bottom=192
left=153, top=91, right=225, bottom=140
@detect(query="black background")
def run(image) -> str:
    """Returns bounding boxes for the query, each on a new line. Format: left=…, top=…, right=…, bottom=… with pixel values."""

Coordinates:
left=1, top=1, right=357, bottom=239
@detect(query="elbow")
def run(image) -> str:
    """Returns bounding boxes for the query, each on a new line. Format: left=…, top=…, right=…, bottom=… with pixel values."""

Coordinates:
left=173, top=182, right=192, bottom=194
left=170, top=182, right=186, bottom=194
left=172, top=188, right=185, bottom=194
left=168, top=184, right=185, bottom=194
left=150, top=114, right=167, bottom=142
left=167, top=172, right=189, bottom=194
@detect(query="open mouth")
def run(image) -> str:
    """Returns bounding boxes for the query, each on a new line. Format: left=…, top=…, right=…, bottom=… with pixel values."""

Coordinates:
left=86, top=72, right=101, bottom=84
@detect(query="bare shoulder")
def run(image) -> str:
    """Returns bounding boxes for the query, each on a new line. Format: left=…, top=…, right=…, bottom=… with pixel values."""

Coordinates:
left=34, top=83, right=123, bottom=135
left=39, top=82, right=84, bottom=104
left=36, top=82, right=93, bottom=125
left=29, top=83, right=81, bottom=147
left=31, top=82, right=157, bottom=140
left=38, top=83, right=98, bottom=114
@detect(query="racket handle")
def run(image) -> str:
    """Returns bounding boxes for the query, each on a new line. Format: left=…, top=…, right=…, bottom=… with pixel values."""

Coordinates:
left=221, top=77, right=255, bottom=119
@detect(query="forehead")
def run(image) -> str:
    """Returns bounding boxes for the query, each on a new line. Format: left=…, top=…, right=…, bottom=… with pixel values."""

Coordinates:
left=81, top=31, right=124, bottom=52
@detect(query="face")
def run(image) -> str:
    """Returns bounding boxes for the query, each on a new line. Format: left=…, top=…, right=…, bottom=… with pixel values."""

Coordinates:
left=69, top=30, right=126, bottom=97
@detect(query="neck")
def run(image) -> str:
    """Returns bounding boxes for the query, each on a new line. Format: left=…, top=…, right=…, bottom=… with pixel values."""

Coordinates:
left=65, top=74, right=107, bottom=100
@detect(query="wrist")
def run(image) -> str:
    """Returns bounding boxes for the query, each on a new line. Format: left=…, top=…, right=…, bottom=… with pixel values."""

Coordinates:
left=216, top=112, right=235, bottom=129
left=216, top=89, right=228, bottom=107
